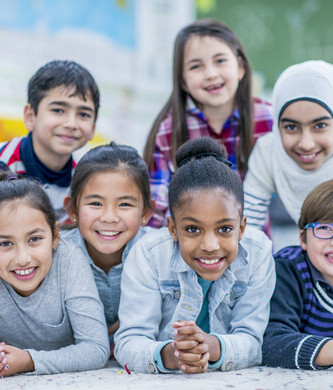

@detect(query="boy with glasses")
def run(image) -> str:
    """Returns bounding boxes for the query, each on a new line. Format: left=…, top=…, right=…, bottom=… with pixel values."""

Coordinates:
left=262, top=180, right=333, bottom=370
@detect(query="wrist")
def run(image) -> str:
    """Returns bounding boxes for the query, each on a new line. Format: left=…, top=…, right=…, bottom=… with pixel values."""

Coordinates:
left=315, top=340, right=333, bottom=367
left=21, top=351, right=35, bottom=374
left=161, top=342, right=178, bottom=370
left=205, top=334, right=221, bottom=363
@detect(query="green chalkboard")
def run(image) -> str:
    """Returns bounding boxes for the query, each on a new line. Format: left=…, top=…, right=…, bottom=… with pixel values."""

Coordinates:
left=197, top=0, right=333, bottom=90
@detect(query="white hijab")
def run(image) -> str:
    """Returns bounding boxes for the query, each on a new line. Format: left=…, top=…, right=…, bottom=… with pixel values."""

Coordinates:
left=272, top=60, right=333, bottom=223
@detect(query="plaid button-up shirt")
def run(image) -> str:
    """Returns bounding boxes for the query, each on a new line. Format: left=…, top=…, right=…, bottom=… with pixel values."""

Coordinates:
left=148, top=97, right=273, bottom=228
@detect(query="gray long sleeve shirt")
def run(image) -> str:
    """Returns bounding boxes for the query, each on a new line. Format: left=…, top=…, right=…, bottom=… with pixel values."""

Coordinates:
left=0, top=239, right=110, bottom=374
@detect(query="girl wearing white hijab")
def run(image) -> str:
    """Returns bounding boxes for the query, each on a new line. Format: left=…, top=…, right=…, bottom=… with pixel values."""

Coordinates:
left=244, top=60, right=333, bottom=245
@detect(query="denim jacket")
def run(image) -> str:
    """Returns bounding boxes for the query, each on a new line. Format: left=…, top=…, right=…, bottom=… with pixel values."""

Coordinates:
left=114, top=226, right=276, bottom=374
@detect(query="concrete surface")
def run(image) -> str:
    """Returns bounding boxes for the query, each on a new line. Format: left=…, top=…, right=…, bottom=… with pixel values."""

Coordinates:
left=1, top=360, right=332, bottom=390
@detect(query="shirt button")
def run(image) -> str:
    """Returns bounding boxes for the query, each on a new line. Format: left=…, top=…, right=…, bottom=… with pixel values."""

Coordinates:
left=148, top=362, right=156, bottom=373
left=225, top=362, right=233, bottom=371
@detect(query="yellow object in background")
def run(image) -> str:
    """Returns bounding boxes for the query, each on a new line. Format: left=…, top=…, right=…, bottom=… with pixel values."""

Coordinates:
left=0, top=118, right=27, bottom=142
left=0, top=117, right=108, bottom=148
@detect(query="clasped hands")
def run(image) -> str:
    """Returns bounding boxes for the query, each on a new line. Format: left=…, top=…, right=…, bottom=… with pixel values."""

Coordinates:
left=161, top=320, right=221, bottom=374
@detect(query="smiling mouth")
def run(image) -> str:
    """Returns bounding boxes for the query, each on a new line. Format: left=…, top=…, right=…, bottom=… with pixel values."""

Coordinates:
left=295, top=151, right=320, bottom=161
left=57, top=134, right=79, bottom=142
left=13, top=267, right=36, bottom=276
left=204, top=83, right=224, bottom=91
left=96, top=230, right=121, bottom=237
left=197, top=257, right=224, bottom=265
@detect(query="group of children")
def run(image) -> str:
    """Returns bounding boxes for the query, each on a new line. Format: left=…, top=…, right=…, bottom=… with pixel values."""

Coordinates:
left=0, top=18, right=332, bottom=377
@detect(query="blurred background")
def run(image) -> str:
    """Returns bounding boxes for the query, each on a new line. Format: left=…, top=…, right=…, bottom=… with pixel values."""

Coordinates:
left=0, top=0, right=332, bottom=156
left=0, top=0, right=332, bottom=250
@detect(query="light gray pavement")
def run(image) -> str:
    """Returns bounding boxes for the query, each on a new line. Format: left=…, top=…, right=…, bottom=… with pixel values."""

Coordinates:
left=1, top=360, right=333, bottom=390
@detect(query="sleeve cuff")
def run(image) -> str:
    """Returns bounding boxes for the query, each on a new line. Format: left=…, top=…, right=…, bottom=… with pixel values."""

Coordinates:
left=208, top=333, right=225, bottom=369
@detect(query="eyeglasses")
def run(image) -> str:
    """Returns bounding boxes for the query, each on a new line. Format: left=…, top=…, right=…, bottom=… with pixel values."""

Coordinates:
left=303, top=222, right=333, bottom=240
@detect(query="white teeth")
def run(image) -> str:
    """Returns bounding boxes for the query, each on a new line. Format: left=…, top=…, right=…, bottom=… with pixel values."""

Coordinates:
left=198, top=258, right=220, bottom=265
left=300, top=154, right=316, bottom=159
left=97, top=231, right=119, bottom=236
left=205, top=84, right=222, bottom=91
left=14, top=267, right=35, bottom=276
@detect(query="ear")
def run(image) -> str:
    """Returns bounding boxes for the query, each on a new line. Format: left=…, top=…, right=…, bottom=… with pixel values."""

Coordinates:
left=238, top=216, right=247, bottom=241
left=141, top=199, right=155, bottom=226
left=237, top=57, right=246, bottom=82
left=300, top=229, right=307, bottom=251
left=63, top=195, right=77, bottom=224
left=23, top=104, right=36, bottom=132
left=87, top=122, right=96, bottom=141
left=167, top=216, right=178, bottom=242
left=181, top=79, right=189, bottom=93
left=52, top=221, right=60, bottom=250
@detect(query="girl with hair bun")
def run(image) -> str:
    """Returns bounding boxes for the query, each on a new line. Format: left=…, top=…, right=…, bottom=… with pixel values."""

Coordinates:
left=115, top=137, right=275, bottom=374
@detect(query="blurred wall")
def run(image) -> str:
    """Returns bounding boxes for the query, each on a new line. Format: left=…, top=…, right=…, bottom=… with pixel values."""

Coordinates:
left=197, top=0, right=333, bottom=95
left=0, top=0, right=195, bottom=156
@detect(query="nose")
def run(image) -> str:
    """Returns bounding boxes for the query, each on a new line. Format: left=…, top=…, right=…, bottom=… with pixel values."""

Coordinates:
left=298, top=129, right=315, bottom=152
left=205, top=63, right=219, bottom=79
left=15, top=245, right=31, bottom=267
left=200, top=232, right=220, bottom=252
left=99, top=207, right=120, bottom=223
left=64, top=112, right=77, bottom=131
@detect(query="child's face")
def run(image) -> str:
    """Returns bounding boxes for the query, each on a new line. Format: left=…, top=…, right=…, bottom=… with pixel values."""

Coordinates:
left=0, top=201, right=59, bottom=297
left=300, top=225, right=333, bottom=286
left=279, top=100, right=333, bottom=170
left=24, top=86, right=96, bottom=168
left=167, top=189, right=246, bottom=281
left=71, top=171, right=150, bottom=266
left=182, top=35, right=245, bottom=118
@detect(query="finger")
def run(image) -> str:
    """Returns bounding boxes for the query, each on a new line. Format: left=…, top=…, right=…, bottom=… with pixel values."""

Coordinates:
left=174, top=324, right=202, bottom=337
left=174, top=332, right=205, bottom=344
left=173, top=339, right=199, bottom=351
left=179, top=361, right=208, bottom=374
left=175, top=350, right=202, bottom=364
left=177, top=350, right=210, bottom=366
left=172, top=320, right=194, bottom=329
left=108, top=320, right=120, bottom=335
left=174, top=340, right=209, bottom=355
left=0, top=355, right=7, bottom=370
left=0, top=364, right=11, bottom=378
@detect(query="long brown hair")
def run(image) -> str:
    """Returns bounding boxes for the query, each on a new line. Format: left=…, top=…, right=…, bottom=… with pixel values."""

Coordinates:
left=143, top=18, right=253, bottom=175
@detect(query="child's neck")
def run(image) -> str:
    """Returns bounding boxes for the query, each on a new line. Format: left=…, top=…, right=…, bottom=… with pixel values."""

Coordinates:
left=32, top=136, right=71, bottom=172
left=203, top=102, right=234, bottom=135
left=85, top=242, right=123, bottom=274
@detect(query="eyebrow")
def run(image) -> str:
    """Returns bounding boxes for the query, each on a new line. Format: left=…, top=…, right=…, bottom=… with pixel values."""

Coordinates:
left=83, top=194, right=138, bottom=202
left=181, top=217, right=237, bottom=223
left=48, top=101, right=94, bottom=113
left=280, top=116, right=332, bottom=125
left=0, top=228, right=46, bottom=239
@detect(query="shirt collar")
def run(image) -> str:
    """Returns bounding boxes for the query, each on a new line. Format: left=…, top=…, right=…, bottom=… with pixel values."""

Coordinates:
left=185, top=95, right=240, bottom=123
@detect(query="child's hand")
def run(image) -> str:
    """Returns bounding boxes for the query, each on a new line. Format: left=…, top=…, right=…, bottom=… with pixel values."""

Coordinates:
left=0, top=343, right=9, bottom=375
left=0, top=344, right=34, bottom=377
left=172, top=320, right=210, bottom=374
left=108, top=320, right=120, bottom=336
left=108, top=320, right=120, bottom=359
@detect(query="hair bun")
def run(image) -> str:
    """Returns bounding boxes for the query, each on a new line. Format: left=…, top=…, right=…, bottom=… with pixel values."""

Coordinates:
left=176, top=137, right=229, bottom=168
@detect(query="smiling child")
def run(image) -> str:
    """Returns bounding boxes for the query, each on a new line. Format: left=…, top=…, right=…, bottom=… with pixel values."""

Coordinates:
left=115, top=137, right=275, bottom=374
